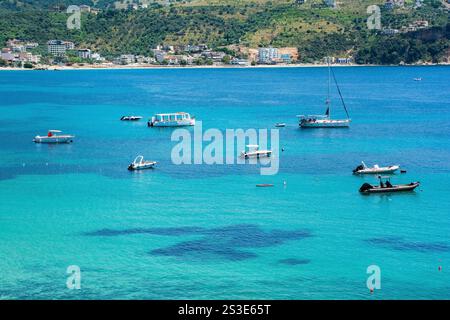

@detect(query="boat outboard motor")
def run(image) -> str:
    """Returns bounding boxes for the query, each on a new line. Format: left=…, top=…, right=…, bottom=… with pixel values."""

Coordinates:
left=128, top=164, right=134, bottom=171
left=353, top=164, right=364, bottom=173
left=359, top=183, right=373, bottom=192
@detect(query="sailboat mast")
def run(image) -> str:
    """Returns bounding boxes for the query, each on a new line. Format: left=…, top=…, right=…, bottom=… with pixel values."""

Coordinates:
left=327, top=57, right=331, bottom=119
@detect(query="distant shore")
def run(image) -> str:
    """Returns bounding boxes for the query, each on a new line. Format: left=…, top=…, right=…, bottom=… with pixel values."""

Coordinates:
left=1, top=62, right=449, bottom=71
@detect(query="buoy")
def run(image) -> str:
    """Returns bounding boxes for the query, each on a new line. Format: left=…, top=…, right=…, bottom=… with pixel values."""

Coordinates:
left=281, top=148, right=285, bottom=152
left=438, top=266, right=442, bottom=271
left=370, top=288, right=374, bottom=294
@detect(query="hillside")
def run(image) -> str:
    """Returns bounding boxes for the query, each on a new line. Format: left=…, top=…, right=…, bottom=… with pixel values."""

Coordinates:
left=0, top=0, right=449, bottom=64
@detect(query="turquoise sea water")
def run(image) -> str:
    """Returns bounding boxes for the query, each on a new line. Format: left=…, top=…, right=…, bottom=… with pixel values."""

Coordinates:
left=0, top=66, right=450, bottom=299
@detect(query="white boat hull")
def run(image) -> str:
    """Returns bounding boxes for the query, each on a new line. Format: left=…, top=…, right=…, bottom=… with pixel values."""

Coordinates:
left=300, top=119, right=350, bottom=128
left=241, top=150, right=272, bottom=159
left=149, top=119, right=195, bottom=127
left=355, top=166, right=400, bottom=175
left=33, top=135, right=74, bottom=143
left=128, top=162, right=156, bottom=171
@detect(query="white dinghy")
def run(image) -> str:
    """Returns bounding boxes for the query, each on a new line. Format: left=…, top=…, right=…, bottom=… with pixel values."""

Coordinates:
left=240, top=145, right=272, bottom=159
left=353, top=161, right=400, bottom=175
left=128, top=155, right=157, bottom=171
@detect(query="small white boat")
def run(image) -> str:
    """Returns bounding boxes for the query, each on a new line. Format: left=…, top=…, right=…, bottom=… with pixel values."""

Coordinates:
left=413, top=78, right=422, bottom=81
left=121, top=116, right=142, bottom=121
left=33, top=130, right=74, bottom=144
left=148, top=112, right=195, bottom=127
left=353, top=161, right=400, bottom=175
left=240, top=145, right=272, bottom=159
left=128, top=155, right=157, bottom=171
left=275, top=123, right=286, bottom=127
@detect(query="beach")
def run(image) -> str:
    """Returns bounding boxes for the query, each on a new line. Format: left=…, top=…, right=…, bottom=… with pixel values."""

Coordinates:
left=1, top=62, right=449, bottom=71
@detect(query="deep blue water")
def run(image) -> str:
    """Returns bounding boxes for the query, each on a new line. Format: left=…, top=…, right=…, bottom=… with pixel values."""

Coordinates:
left=0, top=66, right=450, bottom=299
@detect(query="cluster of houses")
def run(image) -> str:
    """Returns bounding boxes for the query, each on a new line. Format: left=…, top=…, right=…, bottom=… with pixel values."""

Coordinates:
left=113, top=45, right=300, bottom=66
left=0, top=39, right=41, bottom=66
left=381, top=20, right=429, bottom=35
left=2, top=38, right=355, bottom=68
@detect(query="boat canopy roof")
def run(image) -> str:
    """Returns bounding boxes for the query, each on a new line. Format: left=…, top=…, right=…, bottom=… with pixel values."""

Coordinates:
left=246, top=144, right=259, bottom=148
left=49, top=130, right=62, bottom=133
left=133, top=155, right=144, bottom=163
left=155, top=112, right=190, bottom=116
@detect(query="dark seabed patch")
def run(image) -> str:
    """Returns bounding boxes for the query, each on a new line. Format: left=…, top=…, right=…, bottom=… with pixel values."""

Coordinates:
left=365, top=237, right=450, bottom=253
left=278, top=258, right=310, bottom=265
left=85, top=224, right=312, bottom=261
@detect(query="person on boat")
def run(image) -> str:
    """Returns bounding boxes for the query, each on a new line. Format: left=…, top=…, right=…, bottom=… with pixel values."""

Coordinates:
left=380, top=180, right=385, bottom=188
left=385, top=180, right=393, bottom=188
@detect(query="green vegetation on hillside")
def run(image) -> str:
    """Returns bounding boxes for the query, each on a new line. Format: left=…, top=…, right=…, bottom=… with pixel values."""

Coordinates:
left=0, top=0, right=449, bottom=64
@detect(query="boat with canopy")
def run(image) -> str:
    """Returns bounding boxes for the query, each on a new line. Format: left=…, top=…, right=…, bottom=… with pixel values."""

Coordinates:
left=33, top=130, right=74, bottom=144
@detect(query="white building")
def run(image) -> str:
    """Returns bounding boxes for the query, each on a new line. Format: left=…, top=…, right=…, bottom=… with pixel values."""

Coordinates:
left=77, top=49, right=92, bottom=59
left=91, top=53, right=105, bottom=62
left=258, top=47, right=279, bottom=64
left=47, top=40, right=75, bottom=56
left=119, top=54, right=136, bottom=64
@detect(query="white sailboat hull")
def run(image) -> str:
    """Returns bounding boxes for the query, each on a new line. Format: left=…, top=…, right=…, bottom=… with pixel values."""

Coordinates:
left=300, top=119, right=350, bottom=128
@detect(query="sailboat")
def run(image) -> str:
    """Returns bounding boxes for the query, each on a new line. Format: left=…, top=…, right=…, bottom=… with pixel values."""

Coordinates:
left=297, top=60, right=351, bottom=128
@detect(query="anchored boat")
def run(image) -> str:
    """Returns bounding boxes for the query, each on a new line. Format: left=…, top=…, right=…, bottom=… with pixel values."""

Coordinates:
left=148, top=112, right=195, bottom=127
left=128, top=155, right=157, bottom=171
left=121, top=116, right=142, bottom=121
left=297, top=60, right=351, bottom=128
left=353, top=161, right=400, bottom=175
left=359, top=176, right=420, bottom=194
left=241, top=145, right=272, bottom=159
left=33, top=130, right=74, bottom=144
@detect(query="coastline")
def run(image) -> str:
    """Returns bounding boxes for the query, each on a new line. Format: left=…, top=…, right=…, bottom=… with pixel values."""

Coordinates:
left=1, top=62, right=449, bottom=71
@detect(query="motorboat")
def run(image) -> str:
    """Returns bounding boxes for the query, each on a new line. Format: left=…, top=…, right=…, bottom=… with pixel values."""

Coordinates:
left=241, top=145, right=272, bottom=159
left=33, top=130, right=74, bottom=144
left=413, top=78, right=422, bottom=81
left=128, top=155, right=157, bottom=171
left=275, top=123, right=286, bottom=127
left=148, top=112, right=195, bottom=127
left=353, top=161, right=400, bottom=175
left=359, top=176, right=420, bottom=194
left=298, top=60, right=351, bottom=128
left=121, top=116, right=142, bottom=121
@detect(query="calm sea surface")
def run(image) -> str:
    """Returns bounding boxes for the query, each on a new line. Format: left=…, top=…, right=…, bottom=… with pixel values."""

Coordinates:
left=0, top=66, right=450, bottom=299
